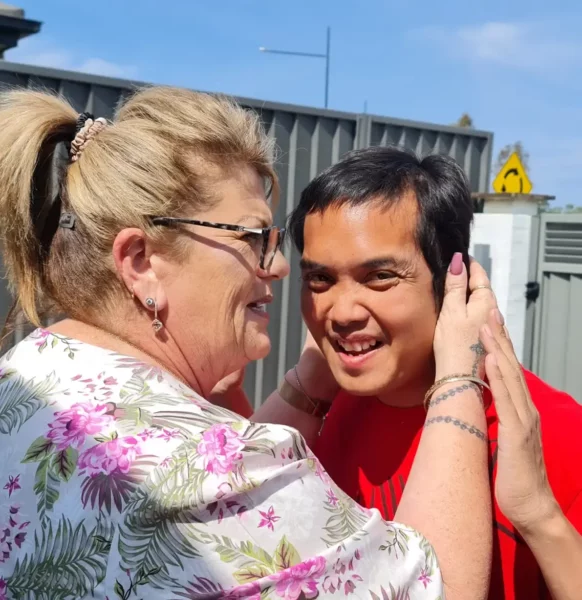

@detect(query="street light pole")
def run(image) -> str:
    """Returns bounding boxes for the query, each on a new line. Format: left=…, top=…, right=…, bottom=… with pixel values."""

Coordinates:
left=259, top=27, right=331, bottom=109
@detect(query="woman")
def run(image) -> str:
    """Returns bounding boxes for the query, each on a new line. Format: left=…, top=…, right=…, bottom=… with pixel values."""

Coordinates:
left=0, top=87, right=495, bottom=599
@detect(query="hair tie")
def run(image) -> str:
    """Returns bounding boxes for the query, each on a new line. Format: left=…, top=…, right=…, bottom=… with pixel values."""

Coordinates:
left=70, top=112, right=108, bottom=162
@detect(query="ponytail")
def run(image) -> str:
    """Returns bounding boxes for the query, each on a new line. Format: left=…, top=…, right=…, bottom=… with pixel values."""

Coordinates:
left=0, top=90, right=77, bottom=325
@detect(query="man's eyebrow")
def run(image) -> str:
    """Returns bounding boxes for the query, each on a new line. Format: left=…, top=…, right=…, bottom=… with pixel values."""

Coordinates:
left=300, top=256, right=410, bottom=271
left=300, top=258, right=327, bottom=271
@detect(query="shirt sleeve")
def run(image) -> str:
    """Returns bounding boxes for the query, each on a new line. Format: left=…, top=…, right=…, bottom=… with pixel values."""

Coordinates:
left=105, top=418, right=444, bottom=599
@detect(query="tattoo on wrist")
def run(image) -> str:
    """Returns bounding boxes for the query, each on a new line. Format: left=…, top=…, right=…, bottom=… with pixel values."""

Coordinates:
left=426, top=382, right=481, bottom=409
left=424, top=415, right=487, bottom=442
left=470, top=341, right=486, bottom=376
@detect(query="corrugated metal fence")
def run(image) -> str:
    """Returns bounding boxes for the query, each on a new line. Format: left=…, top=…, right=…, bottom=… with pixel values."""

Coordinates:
left=531, top=213, right=582, bottom=401
left=0, top=60, right=494, bottom=407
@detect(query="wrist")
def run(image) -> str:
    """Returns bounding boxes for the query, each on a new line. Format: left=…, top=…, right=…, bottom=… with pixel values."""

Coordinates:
left=513, top=496, right=563, bottom=540
left=292, top=363, right=337, bottom=404
left=278, top=374, right=331, bottom=419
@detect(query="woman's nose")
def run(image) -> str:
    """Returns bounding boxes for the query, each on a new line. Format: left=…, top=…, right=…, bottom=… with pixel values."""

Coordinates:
left=259, top=249, right=290, bottom=280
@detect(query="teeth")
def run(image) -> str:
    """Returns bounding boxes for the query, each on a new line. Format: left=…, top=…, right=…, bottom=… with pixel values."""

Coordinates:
left=338, top=340, right=379, bottom=352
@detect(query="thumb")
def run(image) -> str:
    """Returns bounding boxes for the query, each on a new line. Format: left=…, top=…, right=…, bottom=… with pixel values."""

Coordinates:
left=442, top=252, right=468, bottom=310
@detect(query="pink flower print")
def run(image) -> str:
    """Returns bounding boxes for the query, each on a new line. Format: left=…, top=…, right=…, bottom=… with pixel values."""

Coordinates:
left=47, top=402, right=114, bottom=450
left=326, top=488, right=339, bottom=506
left=222, top=581, right=261, bottom=599
left=159, top=457, right=172, bottom=468
left=157, top=428, right=181, bottom=442
left=78, top=436, right=142, bottom=477
left=0, top=539, right=10, bottom=563
left=3, top=475, right=20, bottom=497
left=197, top=424, right=244, bottom=475
left=418, top=568, right=432, bottom=589
left=103, top=376, right=118, bottom=386
left=270, top=556, right=326, bottom=600
left=137, top=428, right=157, bottom=442
left=33, top=329, right=50, bottom=347
left=258, top=505, right=280, bottom=531
left=322, top=576, right=341, bottom=594
left=0, top=577, right=6, bottom=600
left=344, top=580, right=356, bottom=595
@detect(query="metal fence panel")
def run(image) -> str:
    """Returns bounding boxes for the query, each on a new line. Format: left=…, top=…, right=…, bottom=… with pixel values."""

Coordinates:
left=0, top=60, right=493, bottom=408
left=532, top=214, right=582, bottom=402
left=363, top=114, right=493, bottom=192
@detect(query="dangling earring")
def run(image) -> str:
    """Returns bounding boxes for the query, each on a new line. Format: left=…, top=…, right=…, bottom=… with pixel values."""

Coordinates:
left=146, top=297, right=163, bottom=332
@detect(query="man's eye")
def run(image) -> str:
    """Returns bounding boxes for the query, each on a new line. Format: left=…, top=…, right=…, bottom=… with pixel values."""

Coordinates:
left=366, top=271, right=398, bottom=286
left=302, top=273, right=333, bottom=290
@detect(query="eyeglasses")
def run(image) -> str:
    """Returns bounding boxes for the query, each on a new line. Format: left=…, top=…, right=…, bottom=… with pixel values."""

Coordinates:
left=150, top=216, right=286, bottom=271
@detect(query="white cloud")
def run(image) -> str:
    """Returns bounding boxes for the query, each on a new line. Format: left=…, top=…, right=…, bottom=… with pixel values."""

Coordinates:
left=5, top=38, right=138, bottom=80
left=415, top=21, right=582, bottom=75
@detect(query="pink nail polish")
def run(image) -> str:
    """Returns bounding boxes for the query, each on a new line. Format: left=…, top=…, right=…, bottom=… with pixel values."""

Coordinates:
left=449, top=252, right=463, bottom=276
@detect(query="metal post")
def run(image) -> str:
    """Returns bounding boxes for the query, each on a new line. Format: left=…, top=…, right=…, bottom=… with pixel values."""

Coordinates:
left=325, top=26, right=331, bottom=109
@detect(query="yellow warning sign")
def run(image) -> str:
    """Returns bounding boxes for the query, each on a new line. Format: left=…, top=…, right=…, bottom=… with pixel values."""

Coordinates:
left=492, top=152, right=532, bottom=194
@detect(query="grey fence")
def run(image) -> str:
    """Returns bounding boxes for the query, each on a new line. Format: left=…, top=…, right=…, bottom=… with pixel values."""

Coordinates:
left=531, top=214, right=582, bottom=402
left=0, top=60, right=494, bottom=407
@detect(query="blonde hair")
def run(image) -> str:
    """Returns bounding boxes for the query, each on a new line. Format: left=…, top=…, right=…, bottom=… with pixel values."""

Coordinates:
left=0, top=86, right=278, bottom=327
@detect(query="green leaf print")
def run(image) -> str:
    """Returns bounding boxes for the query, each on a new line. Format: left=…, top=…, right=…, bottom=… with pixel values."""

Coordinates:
left=33, top=456, right=60, bottom=521
left=21, top=436, right=54, bottom=463
left=273, top=535, right=300, bottom=570
left=51, top=447, right=78, bottom=482
left=322, top=498, right=369, bottom=547
left=0, top=372, right=60, bottom=435
left=6, top=516, right=114, bottom=599
left=117, top=373, right=185, bottom=409
left=119, top=488, right=202, bottom=588
left=233, top=563, right=272, bottom=584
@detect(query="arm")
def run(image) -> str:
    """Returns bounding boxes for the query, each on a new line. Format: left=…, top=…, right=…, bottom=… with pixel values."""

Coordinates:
left=395, top=256, right=494, bottom=600
left=481, top=310, right=582, bottom=600
left=253, top=332, right=338, bottom=446
left=520, top=501, right=582, bottom=600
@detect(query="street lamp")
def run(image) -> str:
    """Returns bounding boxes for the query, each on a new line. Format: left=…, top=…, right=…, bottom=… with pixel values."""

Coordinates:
left=259, top=26, right=331, bottom=109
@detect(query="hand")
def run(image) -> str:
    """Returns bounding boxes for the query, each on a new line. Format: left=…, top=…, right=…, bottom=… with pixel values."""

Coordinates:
left=433, top=254, right=498, bottom=381
left=294, top=329, right=339, bottom=403
left=210, top=368, right=245, bottom=397
left=480, top=309, right=560, bottom=534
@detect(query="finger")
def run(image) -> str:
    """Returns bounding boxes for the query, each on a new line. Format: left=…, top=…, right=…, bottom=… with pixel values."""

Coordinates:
left=484, top=352, right=521, bottom=428
left=442, top=252, right=468, bottom=313
left=480, top=323, right=530, bottom=423
left=487, top=310, right=524, bottom=377
left=467, top=258, right=497, bottom=310
left=468, top=258, right=492, bottom=292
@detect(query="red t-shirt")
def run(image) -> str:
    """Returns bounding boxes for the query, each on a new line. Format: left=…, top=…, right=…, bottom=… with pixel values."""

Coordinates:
left=314, top=370, right=582, bottom=600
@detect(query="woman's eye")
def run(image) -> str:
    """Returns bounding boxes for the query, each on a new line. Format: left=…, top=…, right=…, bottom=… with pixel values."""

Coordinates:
left=241, top=233, right=261, bottom=246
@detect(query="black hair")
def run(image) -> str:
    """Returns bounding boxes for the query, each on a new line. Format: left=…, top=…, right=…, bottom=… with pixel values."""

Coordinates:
left=287, top=146, right=473, bottom=306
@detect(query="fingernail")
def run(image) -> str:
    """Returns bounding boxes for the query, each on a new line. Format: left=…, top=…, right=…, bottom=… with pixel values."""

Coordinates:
left=483, top=324, right=493, bottom=338
left=494, top=309, right=505, bottom=326
left=449, top=252, right=463, bottom=276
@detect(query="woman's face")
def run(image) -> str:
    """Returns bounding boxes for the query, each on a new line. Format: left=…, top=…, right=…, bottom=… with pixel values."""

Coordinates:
left=159, top=166, right=289, bottom=385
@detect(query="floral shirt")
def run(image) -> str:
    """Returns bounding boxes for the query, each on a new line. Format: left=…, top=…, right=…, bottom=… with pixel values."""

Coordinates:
left=0, top=330, right=443, bottom=599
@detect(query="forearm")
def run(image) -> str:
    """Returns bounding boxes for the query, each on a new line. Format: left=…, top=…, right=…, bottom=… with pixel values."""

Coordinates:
left=395, top=383, right=492, bottom=600
left=252, top=391, right=322, bottom=446
left=519, top=506, right=582, bottom=600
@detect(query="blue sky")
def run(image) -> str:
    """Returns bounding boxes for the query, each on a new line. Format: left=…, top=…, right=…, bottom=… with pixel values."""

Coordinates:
left=6, top=0, right=582, bottom=206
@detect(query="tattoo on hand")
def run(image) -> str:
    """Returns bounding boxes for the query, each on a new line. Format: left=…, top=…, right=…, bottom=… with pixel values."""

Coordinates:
left=426, top=383, right=481, bottom=409
left=470, top=341, right=486, bottom=376
left=424, top=415, right=487, bottom=442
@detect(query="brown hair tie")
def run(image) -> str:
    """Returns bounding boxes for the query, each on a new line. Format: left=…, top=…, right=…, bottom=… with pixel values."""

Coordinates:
left=70, top=112, right=108, bottom=162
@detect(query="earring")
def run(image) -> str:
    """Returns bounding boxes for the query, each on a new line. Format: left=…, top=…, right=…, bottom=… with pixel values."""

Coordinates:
left=146, top=297, right=163, bottom=332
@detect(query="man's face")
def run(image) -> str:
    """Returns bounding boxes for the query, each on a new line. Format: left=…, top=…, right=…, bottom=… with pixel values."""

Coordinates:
left=300, top=192, right=438, bottom=399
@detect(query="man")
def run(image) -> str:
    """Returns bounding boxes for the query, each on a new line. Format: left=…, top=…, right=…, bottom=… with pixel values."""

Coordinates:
left=286, top=146, right=582, bottom=600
